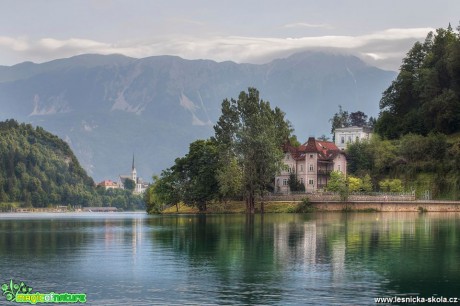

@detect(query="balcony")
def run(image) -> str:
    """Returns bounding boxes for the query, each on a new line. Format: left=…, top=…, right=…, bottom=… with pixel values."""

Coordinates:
left=317, top=169, right=332, bottom=175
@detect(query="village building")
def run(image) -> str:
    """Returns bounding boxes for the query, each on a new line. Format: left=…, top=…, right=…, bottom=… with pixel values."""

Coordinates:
left=97, top=180, right=119, bottom=190
left=275, top=137, right=347, bottom=193
left=118, top=155, right=149, bottom=194
left=334, top=126, right=372, bottom=150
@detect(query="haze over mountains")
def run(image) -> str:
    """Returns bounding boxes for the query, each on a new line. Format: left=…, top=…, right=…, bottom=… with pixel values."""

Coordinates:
left=0, top=51, right=396, bottom=182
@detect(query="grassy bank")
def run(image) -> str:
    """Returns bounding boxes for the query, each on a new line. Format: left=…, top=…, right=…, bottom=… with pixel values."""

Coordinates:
left=0, top=202, right=21, bottom=212
left=161, top=200, right=315, bottom=214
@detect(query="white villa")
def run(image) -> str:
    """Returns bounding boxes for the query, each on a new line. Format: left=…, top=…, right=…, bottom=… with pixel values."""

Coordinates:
left=334, top=126, right=372, bottom=150
left=275, top=137, right=347, bottom=193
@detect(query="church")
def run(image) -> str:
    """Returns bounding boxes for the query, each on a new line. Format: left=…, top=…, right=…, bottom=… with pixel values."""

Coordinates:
left=118, top=155, right=149, bottom=194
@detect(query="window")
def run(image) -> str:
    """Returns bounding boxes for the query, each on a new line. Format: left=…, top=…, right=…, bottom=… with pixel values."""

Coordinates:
left=341, top=136, right=345, bottom=144
left=309, top=164, right=314, bottom=172
left=338, top=164, right=341, bottom=172
left=283, top=179, right=288, bottom=186
left=310, top=154, right=314, bottom=159
left=300, top=178, right=304, bottom=184
left=348, top=136, right=352, bottom=143
left=309, top=179, right=314, bottom=185
left=356, top=136, right=359, bottom=142
left=300, top=165, right=304, bottom=172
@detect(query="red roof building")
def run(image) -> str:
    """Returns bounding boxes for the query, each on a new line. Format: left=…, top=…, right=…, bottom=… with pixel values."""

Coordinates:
left=97, top=180, right=120, bottom=190
left=275, top=137, right=347, bottom=193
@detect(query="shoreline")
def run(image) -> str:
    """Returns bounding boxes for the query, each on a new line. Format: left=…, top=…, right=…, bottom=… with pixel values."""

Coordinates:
left=160, top=200, right=460, bottom=214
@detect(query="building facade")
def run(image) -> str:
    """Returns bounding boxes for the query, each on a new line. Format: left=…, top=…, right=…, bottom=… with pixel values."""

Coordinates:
left=275, top=137, right=347, bottom=193
left=334, top=126, right=372, bottom=150
left=97, top=180, right=120, bottom=190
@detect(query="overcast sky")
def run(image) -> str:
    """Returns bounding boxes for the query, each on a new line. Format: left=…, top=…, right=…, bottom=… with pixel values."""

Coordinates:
left=0, top=0, right=459, bottom=70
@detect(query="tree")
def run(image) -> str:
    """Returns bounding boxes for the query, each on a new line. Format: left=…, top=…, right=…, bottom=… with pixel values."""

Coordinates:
left=330, top=106, right=372, bottom=141
left=346, top=139, right=373, bottom=177
left=145, top=176, right=165, bottom=214
left=329, top=105, right=350, bottom=135
left=147, top=168, right=183, bottom=213
left=318, top=134, right=330, bottom=141
left=327, top=171, right=348, bottom=201
left=145, top=139, right=220, bottom=212
left=214, top=88, right=292, bottom=213
left=362, top=174, right=373, bottom=192
left=349, top=111, right=368, bottom=127
left=216, top=157, right=243, bottom=201
left=347, top=176, right=362, bottom=192
left=288, top=173, right=305, bottom=192
left=379, top=179, right=403, bottom=192
left=123, top=178, right=136, bottom=192
left=181, top=139, right=219, bottom=211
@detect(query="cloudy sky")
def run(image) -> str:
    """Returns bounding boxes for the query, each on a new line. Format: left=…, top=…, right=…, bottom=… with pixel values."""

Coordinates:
left=0, top=0, right=459, bottom=70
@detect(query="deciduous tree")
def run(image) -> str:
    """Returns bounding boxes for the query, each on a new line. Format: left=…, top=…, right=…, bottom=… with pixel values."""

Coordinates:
left=214, top=88, right=292, bottom=213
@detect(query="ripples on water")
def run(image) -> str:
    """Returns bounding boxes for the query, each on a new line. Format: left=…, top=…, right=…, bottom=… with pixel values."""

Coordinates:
left=1, top=212, right=460, bottom=305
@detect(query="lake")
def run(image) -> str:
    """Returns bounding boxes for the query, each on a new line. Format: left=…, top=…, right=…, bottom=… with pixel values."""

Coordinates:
left=0, top=212, right=459, bottom=305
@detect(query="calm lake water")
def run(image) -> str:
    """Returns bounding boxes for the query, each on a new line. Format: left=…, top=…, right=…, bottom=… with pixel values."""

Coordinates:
left=1, top=212, right=460, bottom=305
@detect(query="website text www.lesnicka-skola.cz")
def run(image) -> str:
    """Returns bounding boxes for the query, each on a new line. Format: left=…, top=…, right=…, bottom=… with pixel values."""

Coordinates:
left=375, top=296, right=459, bottom=304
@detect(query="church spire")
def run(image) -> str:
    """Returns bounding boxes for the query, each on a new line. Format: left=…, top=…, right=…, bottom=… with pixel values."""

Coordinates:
left=131, top=154, right=137, bottom=183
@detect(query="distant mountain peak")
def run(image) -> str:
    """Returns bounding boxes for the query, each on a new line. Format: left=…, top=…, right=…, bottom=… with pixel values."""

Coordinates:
left=0, top=51, right=395, bottom=181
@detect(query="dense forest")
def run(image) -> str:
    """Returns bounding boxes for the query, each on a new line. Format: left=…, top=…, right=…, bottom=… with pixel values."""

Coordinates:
left=345, top=24, right=460, bottom=200
left=375, top=24, right=460, bottom=138
left=0, top=119, right=144, bottom=210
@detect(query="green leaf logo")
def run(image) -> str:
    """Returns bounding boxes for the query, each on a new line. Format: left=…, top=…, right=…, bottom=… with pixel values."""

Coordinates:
left=1, top=279, right=33, bottom=303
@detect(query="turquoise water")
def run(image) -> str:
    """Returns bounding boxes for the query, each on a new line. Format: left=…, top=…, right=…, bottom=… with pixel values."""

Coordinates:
left=0, top=212, right=459, bottom=305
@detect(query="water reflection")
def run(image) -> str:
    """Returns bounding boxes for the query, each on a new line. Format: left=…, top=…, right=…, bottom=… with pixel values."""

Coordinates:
left=0, top=212, right=459, bottom=305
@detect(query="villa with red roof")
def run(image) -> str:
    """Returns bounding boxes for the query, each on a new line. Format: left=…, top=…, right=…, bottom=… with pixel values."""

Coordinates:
left=275, top=137, right=347, bottom=193
left=97, top=180, right=119, bottom=190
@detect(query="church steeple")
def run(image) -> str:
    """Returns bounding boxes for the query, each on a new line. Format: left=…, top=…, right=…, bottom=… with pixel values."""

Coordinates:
left=131, top=154, right=137, bottom=183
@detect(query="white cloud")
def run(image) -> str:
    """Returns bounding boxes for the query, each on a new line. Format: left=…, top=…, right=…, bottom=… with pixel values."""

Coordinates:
left=38, top=38, right=109, bottom=50
left=0, top=27, right=434, bottom=70
left=283, top=22, right=332, bottom=29
left=0, top=36, right=29, bottom=51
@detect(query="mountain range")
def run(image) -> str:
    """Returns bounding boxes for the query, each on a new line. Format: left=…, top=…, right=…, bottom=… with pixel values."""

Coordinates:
left=0, top=51, right=396, bottom=182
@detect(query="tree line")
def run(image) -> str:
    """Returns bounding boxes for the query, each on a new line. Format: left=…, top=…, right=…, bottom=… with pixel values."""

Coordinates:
left=145, top=88, right=293, bottom=214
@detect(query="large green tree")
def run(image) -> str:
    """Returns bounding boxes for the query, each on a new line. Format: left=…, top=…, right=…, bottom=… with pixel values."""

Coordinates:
left=145, top=139, right=219, bottom=212
left=123, top=178, right=136, bottom=191
left=214, top=88, right=292, bottom=213
left=181, top=139, right=219, bottom=211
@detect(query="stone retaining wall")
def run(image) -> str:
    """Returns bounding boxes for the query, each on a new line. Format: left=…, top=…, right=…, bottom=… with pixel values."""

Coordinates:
left=266, top=200, right=460, bottom=212
left=265, top=192, right=416, bottom=202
